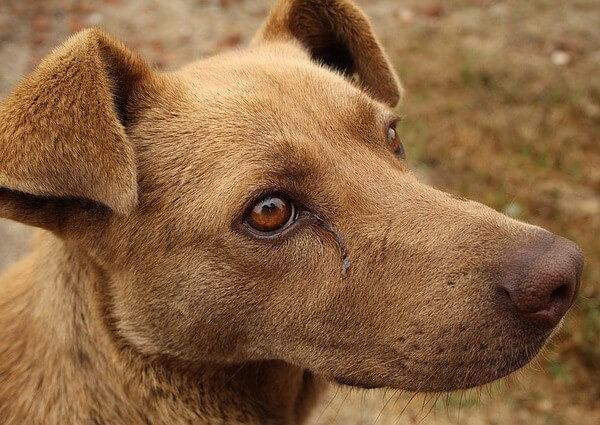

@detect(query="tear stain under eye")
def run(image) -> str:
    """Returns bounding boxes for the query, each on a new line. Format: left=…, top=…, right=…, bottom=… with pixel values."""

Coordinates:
left=312, top=214, right=351, bottom=277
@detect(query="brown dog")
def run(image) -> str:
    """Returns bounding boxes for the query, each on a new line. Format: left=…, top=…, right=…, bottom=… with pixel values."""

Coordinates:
left=0, top=0, right=584, bottom=424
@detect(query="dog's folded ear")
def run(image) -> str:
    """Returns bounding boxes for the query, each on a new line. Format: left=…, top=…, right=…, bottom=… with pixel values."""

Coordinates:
left=253, top=0, right=402, bottom=106
left=0, top=29, right=150, bottom=230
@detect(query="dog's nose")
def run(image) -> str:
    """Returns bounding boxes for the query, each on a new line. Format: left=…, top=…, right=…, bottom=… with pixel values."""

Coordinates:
left=499, top=232, right=583, bottom=328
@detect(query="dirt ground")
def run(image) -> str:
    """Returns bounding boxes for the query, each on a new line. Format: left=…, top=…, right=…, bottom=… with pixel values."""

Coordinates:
left=0, top=0, right=598, bottom=424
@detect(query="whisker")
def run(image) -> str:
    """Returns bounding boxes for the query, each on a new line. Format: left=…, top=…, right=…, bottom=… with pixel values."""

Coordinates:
left=312, top=385, right=339, bottom=425
left=457, top=391, right=464, bottom=424
left=395, top=391, right=418, bottom=425
left=373, top=389, right=401, bottom=425
left=360, top=389, right=366, bottom=425
left=394, top=365, right=443, bottom=424
left=418, top=392, right=442, bottom=424
left=331, top=387, right=352, bottom=425
left=419, top=392, right=431, bottom=415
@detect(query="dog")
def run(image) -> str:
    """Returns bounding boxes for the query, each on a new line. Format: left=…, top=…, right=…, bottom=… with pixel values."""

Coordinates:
left=0, top=0, right=584, bottom=424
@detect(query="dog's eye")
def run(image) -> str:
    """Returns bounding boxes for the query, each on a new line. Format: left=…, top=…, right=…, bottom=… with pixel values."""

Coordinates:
left=245, top=195, right=296, bottom=234
left=387, top=124, right=405, bottom=159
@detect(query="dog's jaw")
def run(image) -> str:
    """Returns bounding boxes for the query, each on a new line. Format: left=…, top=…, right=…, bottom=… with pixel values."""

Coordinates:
left=0, top=231, right=326, bottom=425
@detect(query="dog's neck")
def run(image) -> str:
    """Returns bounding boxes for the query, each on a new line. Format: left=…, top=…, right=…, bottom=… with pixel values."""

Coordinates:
left=0, top=231, right=324, bottom=424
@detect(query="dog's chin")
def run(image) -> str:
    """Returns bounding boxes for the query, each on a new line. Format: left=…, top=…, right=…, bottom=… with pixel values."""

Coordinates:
left=331, top=337, right=550, bottom=392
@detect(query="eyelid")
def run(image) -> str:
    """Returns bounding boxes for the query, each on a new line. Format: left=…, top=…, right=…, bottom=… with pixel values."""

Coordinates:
left=388, top=115, right=403, bottom=128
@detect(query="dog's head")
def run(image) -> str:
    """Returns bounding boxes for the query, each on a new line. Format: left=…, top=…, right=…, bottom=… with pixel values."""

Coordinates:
left=0, top=0, right=583, bottom=391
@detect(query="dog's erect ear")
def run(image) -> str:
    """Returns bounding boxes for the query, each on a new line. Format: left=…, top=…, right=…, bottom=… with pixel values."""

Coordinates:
left=0, top=29, right=150, bottom=230
left=253, top=0, right=402, bottom=106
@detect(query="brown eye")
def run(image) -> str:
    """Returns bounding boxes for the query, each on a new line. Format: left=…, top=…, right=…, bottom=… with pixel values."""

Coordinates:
left=246, top=195, right=296, bottom=234
left=387, top=125, right=405, bottom=158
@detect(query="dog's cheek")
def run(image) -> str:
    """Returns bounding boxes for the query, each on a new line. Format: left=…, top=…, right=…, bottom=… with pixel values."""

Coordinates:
left=213, top=232, right=362, bottom=359
left=100, top=256, right=249, bottom=363
left=102, top=227, right=345, bottom=364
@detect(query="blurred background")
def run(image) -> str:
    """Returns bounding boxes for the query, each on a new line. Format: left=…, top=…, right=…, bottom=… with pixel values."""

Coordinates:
left=0, top=0, right=598, bottom=423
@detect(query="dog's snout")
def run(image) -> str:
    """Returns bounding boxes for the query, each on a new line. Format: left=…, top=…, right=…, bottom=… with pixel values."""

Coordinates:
left=498, top=232, right=584, bottom=328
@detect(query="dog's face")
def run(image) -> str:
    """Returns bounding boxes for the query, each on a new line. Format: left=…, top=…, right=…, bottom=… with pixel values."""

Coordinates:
left=0, top=0, right=583, bottom=392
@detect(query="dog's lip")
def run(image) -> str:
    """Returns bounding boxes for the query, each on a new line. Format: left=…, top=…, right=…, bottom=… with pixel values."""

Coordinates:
left=332, top=376, right=382, bottom=389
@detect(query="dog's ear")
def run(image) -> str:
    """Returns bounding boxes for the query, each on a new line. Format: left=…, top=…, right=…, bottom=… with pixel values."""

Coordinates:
left=253, top=0, right=402, bottom=106
left=0, top=29, right=150, bottom=231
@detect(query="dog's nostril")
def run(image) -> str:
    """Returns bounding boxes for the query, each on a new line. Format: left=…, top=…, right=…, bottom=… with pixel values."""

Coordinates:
left=549, top=284, right=569, bottom=305
left=500, top=286, right=512, bottom=301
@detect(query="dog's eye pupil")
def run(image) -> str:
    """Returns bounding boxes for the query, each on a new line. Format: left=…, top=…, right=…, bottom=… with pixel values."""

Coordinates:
left=246, top=196, right=294, bottom=233
left=387, top=125, right=405, bottom=159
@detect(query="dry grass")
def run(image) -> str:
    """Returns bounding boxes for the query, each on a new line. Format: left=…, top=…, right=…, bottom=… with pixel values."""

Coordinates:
left=0, top=0, right=598, bottom=423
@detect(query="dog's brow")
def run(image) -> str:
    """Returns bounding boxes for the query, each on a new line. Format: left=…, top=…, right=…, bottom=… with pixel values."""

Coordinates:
left=391, top=113, right=403, bottom=123
left=265, top=156, right=315, bottom=186
left=383, top=111, right=402, bottom=126
left=263, top=137, right=327, bottom=182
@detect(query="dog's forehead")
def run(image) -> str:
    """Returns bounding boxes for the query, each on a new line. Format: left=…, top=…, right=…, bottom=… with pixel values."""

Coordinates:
left=170, top=44, right=383, bottom=136
left=139, top=45, right=389, bottom=163
left=132, top=45, right=397, bottom=220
